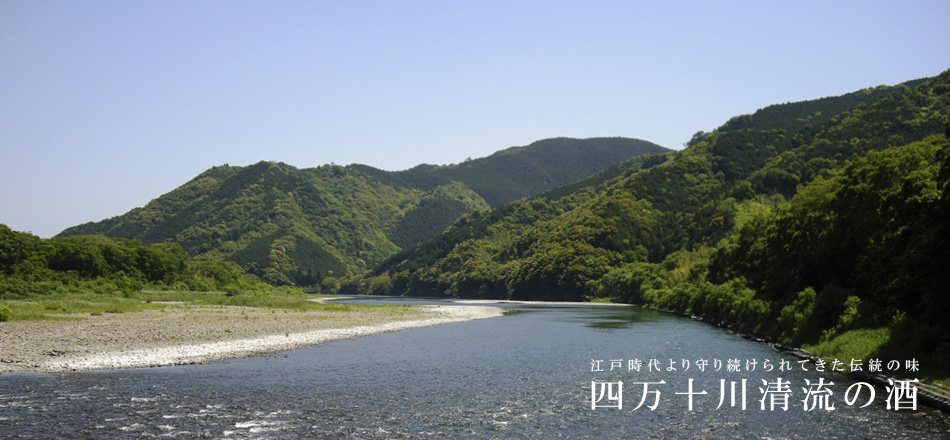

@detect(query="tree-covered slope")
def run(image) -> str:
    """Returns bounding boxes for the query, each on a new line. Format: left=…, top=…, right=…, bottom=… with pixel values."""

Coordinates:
left=357, top=69, right=950, bottom=373
left=369, top=70, right=949, bottom=299
left=707, top=137, right=947, bottom=340
left=355, top=150, right=675, bottom=298
left=60, top=162, right=463, bottom=285
left=715, top=77, right=930, bottom=133
left=403, top=137, right=669, bottom=207
left=0, top=223, right=268, bottom=301
left=349, top=137, right=668, bottom=207
left=59, top=137, right=665, bottom=286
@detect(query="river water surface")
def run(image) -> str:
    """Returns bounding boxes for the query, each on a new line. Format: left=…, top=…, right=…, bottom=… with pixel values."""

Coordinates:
left=2, top=298, right=948, bottom=438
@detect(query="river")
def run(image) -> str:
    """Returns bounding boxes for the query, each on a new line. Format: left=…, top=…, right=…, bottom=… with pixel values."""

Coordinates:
left=1, top=298, right=948, bottom=438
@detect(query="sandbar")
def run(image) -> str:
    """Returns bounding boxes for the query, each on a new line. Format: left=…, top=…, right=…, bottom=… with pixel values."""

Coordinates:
left=0, top=303, right=502, bottom=373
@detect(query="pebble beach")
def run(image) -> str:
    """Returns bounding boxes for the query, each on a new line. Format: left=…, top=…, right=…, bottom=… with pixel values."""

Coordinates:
left=0, top=303, right=502, bottom=373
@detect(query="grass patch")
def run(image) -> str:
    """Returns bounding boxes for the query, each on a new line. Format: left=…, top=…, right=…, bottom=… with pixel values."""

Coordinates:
left=3, top=292, right=150, bottom=320
left=4, top=289, right=398, bottom=321
left=807, top=328, right=950, bottom=397
left=803, top=327, right=891, bottom=362
left=143, top=289, right=359, bottom=312
left=212, top=293, right=321, bottom=310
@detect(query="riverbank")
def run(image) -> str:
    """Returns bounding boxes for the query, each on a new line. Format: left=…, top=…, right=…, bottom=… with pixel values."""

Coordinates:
left=0, top=302, right=502, bottom=373
left=454, top=299, right=630, bottom=306
left=653, top=305, right=950, bottom=414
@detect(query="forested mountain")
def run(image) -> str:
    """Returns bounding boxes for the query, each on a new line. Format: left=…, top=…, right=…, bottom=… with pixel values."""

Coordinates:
left=58, top=138, right=666, bottom=286
left=347, top=137, right=668, bottom=207
left=356, top=70, right=950, bottom=374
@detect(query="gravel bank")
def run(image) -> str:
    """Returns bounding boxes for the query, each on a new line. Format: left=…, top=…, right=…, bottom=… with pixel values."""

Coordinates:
left=0, top=304, right=502, bottom=373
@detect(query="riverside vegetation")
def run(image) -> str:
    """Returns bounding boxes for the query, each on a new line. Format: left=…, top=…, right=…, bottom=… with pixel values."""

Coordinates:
left=2, top=70, right=949, bottom=383
left=0, top=226, right=360, bottom=320
left=349, top=70, right=950, bottom=381
left=0, top=225, right=465, bottom=373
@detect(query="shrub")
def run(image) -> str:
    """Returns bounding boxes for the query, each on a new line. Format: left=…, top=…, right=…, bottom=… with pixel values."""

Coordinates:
left=0, top=302, right=11, bottom=322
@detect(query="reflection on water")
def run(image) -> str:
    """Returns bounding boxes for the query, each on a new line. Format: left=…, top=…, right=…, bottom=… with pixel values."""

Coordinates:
left=2, top=297, right=949, bottom=439
left=576, top=306, right=661, bottom=330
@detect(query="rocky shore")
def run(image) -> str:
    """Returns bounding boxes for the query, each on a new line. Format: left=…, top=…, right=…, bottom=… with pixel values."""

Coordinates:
left=0, top=303, right=502, bottom=373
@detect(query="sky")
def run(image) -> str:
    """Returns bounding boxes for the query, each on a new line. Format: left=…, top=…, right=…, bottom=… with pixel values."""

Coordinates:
left=1, top=1, right=948, bottom=238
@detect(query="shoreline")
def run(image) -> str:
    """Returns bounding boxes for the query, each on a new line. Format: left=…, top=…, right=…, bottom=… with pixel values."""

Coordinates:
left=0, top=304, right=502, bottom=373
left=454, top=299, right=631, bottom=307
left=645, top=304, right=950, bottom=413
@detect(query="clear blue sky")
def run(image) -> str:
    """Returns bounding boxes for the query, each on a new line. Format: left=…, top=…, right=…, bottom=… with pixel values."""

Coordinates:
left=2, top=0, right=948, bottom=238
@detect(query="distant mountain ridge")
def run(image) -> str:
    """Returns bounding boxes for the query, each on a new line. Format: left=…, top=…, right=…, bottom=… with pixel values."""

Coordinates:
left=368, top=71, right=949, bottom=300
left=353, top=69, right=950, bottom=376
left=349, top=137, right=668, bottom=207
left=59, top=137, right=667, bottom=285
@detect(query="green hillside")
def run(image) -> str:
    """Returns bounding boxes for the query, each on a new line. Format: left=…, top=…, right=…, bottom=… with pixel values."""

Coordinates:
left=59, top=138, right=665, bottom=286
left=392, top=137, right=669, bottom=207
left=356, top=70, right=950, bottom=375
left=347, top=137, right=668, bottom=207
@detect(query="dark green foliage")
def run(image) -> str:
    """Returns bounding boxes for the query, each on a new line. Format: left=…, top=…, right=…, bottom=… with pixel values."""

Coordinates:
left=60, top=161, right=406, bottom=286
left=0, top=224, right=266, bottom=299
left=538, top=153, right=671, bottom=201
left=387, top=182, right=489, bottom=249
left=59, top=138, right=663, bottom=287
left=398, top=137, right=668, bottom=207
left=705, top=130, right=794, bottom=182
left=0, top=302, right=11, bottom=322
left=744, top=71, right=950, bottom=197
left=225, top=227, right=349, bottom=286
left=360, top=137, right=668, bottom=207
left=0, top=223, right=42, bottom=277
left=716, top=78, right=926, bottom=133
left=702, top=135, right=950, bottom=377
left=357, top=69, right=950, bottom=376
left=711, top=137, right=947, bottom=333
